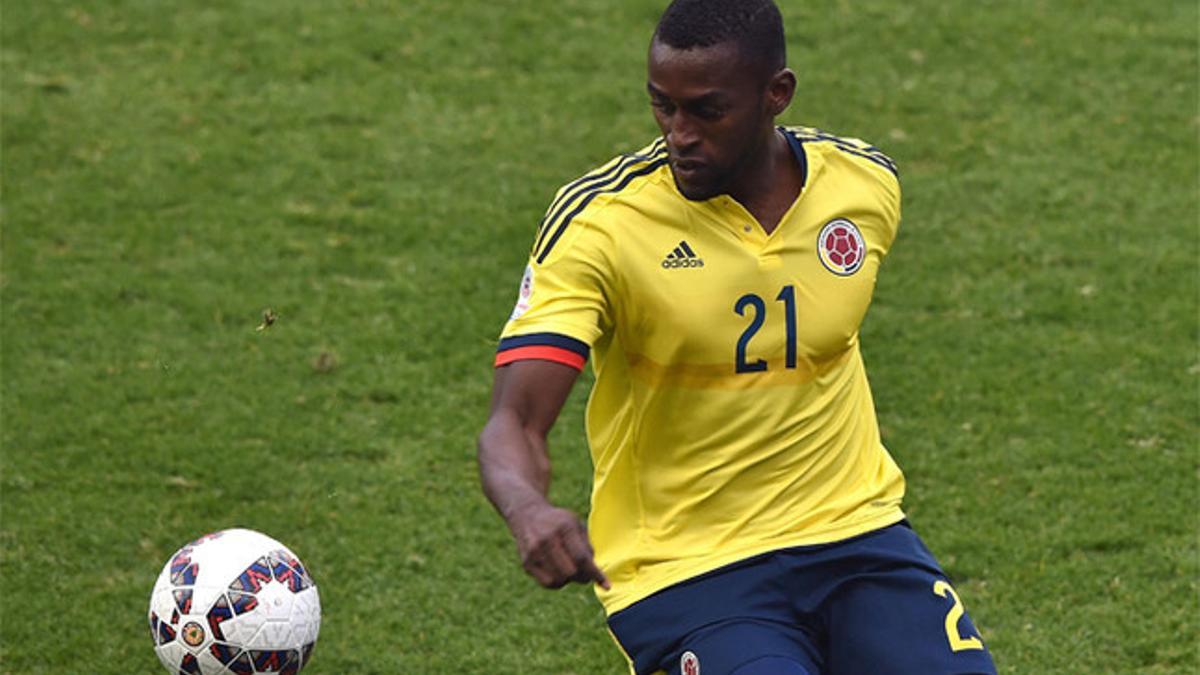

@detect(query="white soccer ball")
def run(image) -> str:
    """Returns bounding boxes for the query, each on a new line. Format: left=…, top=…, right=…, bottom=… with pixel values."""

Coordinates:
left=148, top=529, right=321, bottom=674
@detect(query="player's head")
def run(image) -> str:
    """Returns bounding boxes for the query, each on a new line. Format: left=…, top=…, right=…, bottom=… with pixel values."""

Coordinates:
left=648, top=0, right=795, bottom=201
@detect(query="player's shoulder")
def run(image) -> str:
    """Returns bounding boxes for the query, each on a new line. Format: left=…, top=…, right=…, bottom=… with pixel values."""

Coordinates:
left=783, top=125, right=899, bottom=185
left=785, top=125, right=901, bottom=234
left=530, top=138, right=670, bottom=264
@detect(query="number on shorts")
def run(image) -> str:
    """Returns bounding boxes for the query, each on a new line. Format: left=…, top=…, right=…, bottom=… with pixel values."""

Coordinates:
left=932, top=580, right=984, bottom=652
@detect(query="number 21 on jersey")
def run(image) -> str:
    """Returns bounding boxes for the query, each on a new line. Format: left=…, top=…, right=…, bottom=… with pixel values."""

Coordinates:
left=734, top=285, right=797, bottom=373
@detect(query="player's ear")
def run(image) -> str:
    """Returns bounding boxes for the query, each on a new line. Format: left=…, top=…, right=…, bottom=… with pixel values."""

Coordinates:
left=765, top=68, right=796, bottom=116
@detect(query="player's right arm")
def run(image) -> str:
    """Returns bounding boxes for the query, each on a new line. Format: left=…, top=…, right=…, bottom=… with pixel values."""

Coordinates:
left=478, top=359, right=610, bottom=590
left=477, top=201, right=617, bottom=590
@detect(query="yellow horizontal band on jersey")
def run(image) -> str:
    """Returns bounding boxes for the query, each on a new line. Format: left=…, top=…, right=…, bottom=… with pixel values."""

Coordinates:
left=624, top=348, right=851, bottom=390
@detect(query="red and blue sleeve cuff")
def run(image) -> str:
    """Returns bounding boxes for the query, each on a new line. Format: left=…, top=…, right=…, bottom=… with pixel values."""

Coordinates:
left=495, top=332, right=590, bottom=371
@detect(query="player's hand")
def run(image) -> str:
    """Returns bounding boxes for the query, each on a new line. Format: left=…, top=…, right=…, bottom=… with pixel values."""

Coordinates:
left=506, top=501, right=611, bottom=591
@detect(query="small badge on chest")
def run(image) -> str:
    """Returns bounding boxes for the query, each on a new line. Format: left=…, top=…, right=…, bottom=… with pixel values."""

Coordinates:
left=817, top=218, right=866, bottom=276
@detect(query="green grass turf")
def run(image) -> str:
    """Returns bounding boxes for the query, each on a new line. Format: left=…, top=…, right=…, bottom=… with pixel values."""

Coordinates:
left=1, top=0, right=1196, bottom=672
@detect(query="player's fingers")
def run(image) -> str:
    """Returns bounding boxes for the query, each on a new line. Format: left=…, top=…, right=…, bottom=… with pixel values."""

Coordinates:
left=520, top=540, right=571, bottom=588
left=541, top=535, right=578, bottom=588
left=522, top=547, right=565, bottom=589
left=520, top=535, right=560, bottom=587
left=522, top=535, right=573, bottom=589
left=523, top=559, right=554, bottom=588
left=573, top=556, right=610, bottom=590
left=562, top=523, right=611, bottom=590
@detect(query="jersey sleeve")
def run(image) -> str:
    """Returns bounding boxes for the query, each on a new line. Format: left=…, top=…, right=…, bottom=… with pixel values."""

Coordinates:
left=864, top=163, right=901, bottom=258
left=838, top=138, right=901, bottom=262
left=495, top=216, right=614, bottom=371
left=788, top=125, right=901, bottom=259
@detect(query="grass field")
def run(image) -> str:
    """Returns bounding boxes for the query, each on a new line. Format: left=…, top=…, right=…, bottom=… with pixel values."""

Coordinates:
left=1, top=0, right=1196, bottom=673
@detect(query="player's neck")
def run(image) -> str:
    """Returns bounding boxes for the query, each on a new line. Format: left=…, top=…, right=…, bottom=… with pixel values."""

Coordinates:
left=727, top=129, right=803, bottom=235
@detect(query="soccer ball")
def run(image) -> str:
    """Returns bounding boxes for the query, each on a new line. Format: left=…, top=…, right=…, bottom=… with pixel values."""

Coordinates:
left=148, top=529, right=321, bottom=674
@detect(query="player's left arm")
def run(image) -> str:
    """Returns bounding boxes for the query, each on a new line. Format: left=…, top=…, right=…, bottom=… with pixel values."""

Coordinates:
left=861, top=152, right=902, bottom=260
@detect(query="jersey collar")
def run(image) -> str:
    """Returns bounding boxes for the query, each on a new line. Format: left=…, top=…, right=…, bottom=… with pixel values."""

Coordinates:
left=677, top=127, right=825, bottom=242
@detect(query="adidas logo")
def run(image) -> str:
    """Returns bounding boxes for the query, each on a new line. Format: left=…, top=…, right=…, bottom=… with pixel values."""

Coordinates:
left=662, top=240, right=705, bottom=269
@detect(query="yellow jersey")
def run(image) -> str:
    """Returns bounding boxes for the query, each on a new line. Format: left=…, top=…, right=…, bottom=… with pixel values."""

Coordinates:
left=495, top=126, right=907, bottom=614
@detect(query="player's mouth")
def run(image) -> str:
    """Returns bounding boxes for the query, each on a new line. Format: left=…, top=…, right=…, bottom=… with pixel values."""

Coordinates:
left=670, top=159, right=708, bottom=182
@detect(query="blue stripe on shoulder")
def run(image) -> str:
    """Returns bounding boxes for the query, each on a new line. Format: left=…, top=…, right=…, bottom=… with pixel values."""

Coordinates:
left=534, top=140, right=665, bottom=254
left=833, top=144, right=899, bottom=177
left=780, top=127, right=808, bottom=188
left=535, top=156, right=668, bottom=264
left=789, top=128, right=898, bottom=178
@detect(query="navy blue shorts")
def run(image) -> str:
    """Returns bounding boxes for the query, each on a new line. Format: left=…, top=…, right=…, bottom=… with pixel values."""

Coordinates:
left=607, top=522, right=996, bottom=675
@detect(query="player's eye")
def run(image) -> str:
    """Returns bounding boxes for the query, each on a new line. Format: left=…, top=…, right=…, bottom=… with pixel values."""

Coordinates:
left=692, top=105, right=725, bottom=121
left=650, top=99, right=675, bottom=115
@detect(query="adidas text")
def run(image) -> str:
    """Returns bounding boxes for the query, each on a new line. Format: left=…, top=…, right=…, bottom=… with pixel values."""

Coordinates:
left=662, top=258, right=705, bottom=269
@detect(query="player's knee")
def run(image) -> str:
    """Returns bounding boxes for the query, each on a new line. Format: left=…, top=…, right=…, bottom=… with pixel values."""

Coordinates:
left=729, top=655, right=813, bottom=675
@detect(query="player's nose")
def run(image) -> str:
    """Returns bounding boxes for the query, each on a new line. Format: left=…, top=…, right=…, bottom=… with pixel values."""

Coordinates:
left=666, top=113, right=701, bottom=153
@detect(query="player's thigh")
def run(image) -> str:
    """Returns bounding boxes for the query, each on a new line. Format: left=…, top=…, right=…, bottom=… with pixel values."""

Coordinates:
left=609, top=552, right=814, bottom=674
left=666, top=619, right=820, bottom=675
left=824, top=569, right=996, bottom=675
left=729, top=655, right=814, bottom=675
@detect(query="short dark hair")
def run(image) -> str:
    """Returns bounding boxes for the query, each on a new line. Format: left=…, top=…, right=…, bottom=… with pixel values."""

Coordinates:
left=653, top=0, right=786, bottom=73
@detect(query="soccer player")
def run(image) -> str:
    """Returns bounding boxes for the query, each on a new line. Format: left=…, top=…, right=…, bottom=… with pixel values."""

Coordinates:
left=478, top=1, right=997, bottom=673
